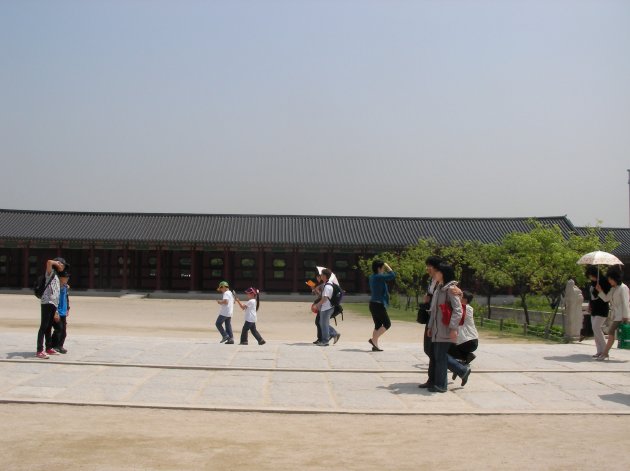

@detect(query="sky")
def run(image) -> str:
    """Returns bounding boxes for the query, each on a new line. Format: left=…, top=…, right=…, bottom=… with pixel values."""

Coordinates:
left=1, top=0, right=629, bottom=227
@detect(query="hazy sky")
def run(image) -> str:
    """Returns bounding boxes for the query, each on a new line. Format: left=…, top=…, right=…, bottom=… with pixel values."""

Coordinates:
left=1, top=0, right=629, bottom=227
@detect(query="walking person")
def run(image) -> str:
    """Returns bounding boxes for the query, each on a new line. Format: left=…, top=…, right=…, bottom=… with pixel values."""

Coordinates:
left=424, top=263, right=468, bottom=393
left=368, top=259, right=396, bottom=351
left=315, top=269, right=341, bottom=346
left=419, top=256, right=443, bottom=388
left=585, top=266, right=610, bottom=358
left=235, top=287, right=266, bottom=345
left=215, top=281, right=235, bottom=344
left=51, top=271, right=71, bottom=354
left=595, top=268, right=629, bottom=360
left=36, top=257, right=67, bottom=359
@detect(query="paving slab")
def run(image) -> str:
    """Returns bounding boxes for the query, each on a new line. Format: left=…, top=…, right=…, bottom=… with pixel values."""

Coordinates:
left=0, top=332, right=629, bottom=415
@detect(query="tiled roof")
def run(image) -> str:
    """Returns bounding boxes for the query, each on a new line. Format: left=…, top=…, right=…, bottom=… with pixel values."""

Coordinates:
left=0, top=209, right=578, bottom=249
left=575, top=227, right=630, bottom=258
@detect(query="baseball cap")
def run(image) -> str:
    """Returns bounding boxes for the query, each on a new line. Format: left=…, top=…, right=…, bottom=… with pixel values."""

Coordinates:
left=216, top=281, right=230, bottom=290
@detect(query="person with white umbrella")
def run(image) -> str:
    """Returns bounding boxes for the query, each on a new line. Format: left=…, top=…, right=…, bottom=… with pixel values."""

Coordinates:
left=585, top=265, right=611, bottom=358
left=595, top=267, right=630, bottom=360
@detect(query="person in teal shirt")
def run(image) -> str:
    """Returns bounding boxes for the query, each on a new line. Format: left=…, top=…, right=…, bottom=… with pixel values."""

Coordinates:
left=368, top=260, right=396, bottom=351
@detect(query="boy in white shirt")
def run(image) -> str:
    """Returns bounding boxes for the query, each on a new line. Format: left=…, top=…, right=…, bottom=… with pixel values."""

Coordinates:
left=215, top=281, right=235, bottom=344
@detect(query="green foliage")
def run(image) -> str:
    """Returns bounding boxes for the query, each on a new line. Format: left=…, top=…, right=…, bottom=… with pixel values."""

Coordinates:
left=358, top=220, right=619, bottom=324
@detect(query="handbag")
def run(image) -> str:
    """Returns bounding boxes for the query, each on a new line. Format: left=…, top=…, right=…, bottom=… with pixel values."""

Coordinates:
left=416, top=302, right=430, bottom=324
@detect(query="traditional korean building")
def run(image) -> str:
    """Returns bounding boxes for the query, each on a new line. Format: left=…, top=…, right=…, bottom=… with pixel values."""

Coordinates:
left=0, top=209, right=628, bottom=293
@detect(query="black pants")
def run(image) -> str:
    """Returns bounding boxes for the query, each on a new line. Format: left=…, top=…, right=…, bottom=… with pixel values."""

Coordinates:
left=37, top=303, right=56, bottom=353
left=52, top=316, right=67, bottom=349
left=448, top=339, right=478, bottom=361
left=315, top=312, right=322, bottom=341
left=580, top=315, right=594, bottom=338
left=240, top=321, right=264, bottom=344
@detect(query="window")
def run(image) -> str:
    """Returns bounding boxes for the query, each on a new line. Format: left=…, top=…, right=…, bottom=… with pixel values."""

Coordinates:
left=89, top=256, right=100, bottom=265
left=149, top=269, right=157, bottom=278
left=242, top=270, right=254, bottom=279
left=211, top=269, right=222, bottom=277
left=273, top=259, right=286, bottom=268
left=334, top=260, right=349, bottom=269
left=118, top=257, right=131, bottom=265
left=0, top=255, right=6, bottom=263
left=241, top=258, right=255, bottom=268
left=118, top=269, right=130, bottom=276
left=28, top=256, right=37, bottom=263
left=148, top=257, right=157, bottom=266
left=274, top=271, right=285, bottom=279
left=210, top=258, right=223, bottom=267
left=303, top=260, right=318, bottom=268
left=180, top=258, right=192, bottom=267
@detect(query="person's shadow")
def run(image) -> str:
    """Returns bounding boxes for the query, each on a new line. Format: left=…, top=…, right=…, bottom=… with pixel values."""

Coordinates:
left=380, top=382, right=434, bottom=395
left=4, top=352, right=37, bottom=359
left=599, top=393, right=630, bottom=407
left=543, top=354, right=626, bottom=363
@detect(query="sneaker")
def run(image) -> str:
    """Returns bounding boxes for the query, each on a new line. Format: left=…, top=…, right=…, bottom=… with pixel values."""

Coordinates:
left=55, top=347, right=67, bottom=354
left=239, top=342, right=248, bottom=345
left=428, top=385, right=447, bottom=393
left=258, top=340, right=266, bottom=345
left=315, top=341, right=329, bottom=347
left=460, top=367, right=472, bottom=387
left=220, top=337, right=229, bottom=343
left=225, top=339, right=235, bottom=344
left=45, top=348, right=60, bottom=355
left=333, top=333, right=341, bottom=345
left=418, top=381, right=433, bottom=389
left=36, top=351, right=49, bottom=359
left=465, top=352, right=476, bottom=364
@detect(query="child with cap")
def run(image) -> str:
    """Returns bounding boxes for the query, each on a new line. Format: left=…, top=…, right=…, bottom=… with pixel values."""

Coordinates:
left=215, top=281, right=235, bottom=344
left=51, top=270, right=71, bottom=354
left=234, top=287, right=266, bottom=345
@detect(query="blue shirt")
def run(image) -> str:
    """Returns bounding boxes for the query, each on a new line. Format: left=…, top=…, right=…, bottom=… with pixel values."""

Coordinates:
left=369, top=271, right=396, bottom=307
left=58, top=285, right=69, bottom=316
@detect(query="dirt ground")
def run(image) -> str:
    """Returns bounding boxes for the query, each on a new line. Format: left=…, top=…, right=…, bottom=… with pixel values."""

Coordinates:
left=1, top=294, right=628, bottom=470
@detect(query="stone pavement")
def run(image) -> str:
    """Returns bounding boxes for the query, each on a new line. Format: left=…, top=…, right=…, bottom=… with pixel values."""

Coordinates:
left=1, top=332, right=629, bottom=415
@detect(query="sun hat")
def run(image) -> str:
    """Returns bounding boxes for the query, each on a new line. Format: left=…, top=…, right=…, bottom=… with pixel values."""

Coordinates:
left=216, top=281, right=230, bottom=290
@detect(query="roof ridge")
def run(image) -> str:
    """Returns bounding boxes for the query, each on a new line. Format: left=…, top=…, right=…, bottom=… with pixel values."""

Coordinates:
left=0, top=208, right=572, bottom=222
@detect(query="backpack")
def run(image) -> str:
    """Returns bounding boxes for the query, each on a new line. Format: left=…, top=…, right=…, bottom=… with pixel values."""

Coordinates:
left=33, top=273, right=55, bottom=299
left=326, top=282, right=345, bottom=324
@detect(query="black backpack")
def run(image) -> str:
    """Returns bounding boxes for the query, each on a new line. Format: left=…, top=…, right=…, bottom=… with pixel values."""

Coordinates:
left=33, top=273, right=55, bottom=299
left=326, top=282, right=345, bottom=323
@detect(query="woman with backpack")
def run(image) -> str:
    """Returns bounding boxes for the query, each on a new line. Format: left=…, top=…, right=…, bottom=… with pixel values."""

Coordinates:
left=36, top=257, right=67, bottom=359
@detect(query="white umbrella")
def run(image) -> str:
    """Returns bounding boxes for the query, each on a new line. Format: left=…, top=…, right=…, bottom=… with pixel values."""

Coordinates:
left=577, top=251, right=623, bottom=278
left=577, top=251, right=623, bottom=267
left=316, top=266, right=339, bottom=286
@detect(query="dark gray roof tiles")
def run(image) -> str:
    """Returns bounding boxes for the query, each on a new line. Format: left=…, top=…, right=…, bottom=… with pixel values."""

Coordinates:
left=0, top=209, right=578, bottom=249
left=574, top=227, right=630, bottom=257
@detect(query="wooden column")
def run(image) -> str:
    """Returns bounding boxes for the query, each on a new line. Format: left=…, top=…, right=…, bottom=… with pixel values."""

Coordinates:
left=190, top=247, right=197, bottom=291
left=327, top=251, right=333, bottom=271
left=257, top=248, right=264, bottom=290
left=223, top=248, right=231, bottom=282
left=22, top=244, right=30, bottom=288
left=89, top=245, right=95, bottom=289
left=122, top=246, right=129, bottom=291
left=155, top=246, right=162, bottom=291
left=292, top=249, right=299, bottom=292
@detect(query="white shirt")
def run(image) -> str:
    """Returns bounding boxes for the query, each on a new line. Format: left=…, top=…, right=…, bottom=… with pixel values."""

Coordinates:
left=244, top=299, right=258, bottom=323
left=320, top=283, right=333, bottom=311
left=218, top=290, right=234, bottom=318
left=599, top=283, right=630, bottom=322
left=41, top=272, right=60, bottom=307
left=457, top=305, right=479, bottom=344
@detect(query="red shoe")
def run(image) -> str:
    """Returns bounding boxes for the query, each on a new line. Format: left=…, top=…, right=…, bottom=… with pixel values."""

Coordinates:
left=45, top=348, right=60, bottom=355
left=36, top=351, right=49, bottom=359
